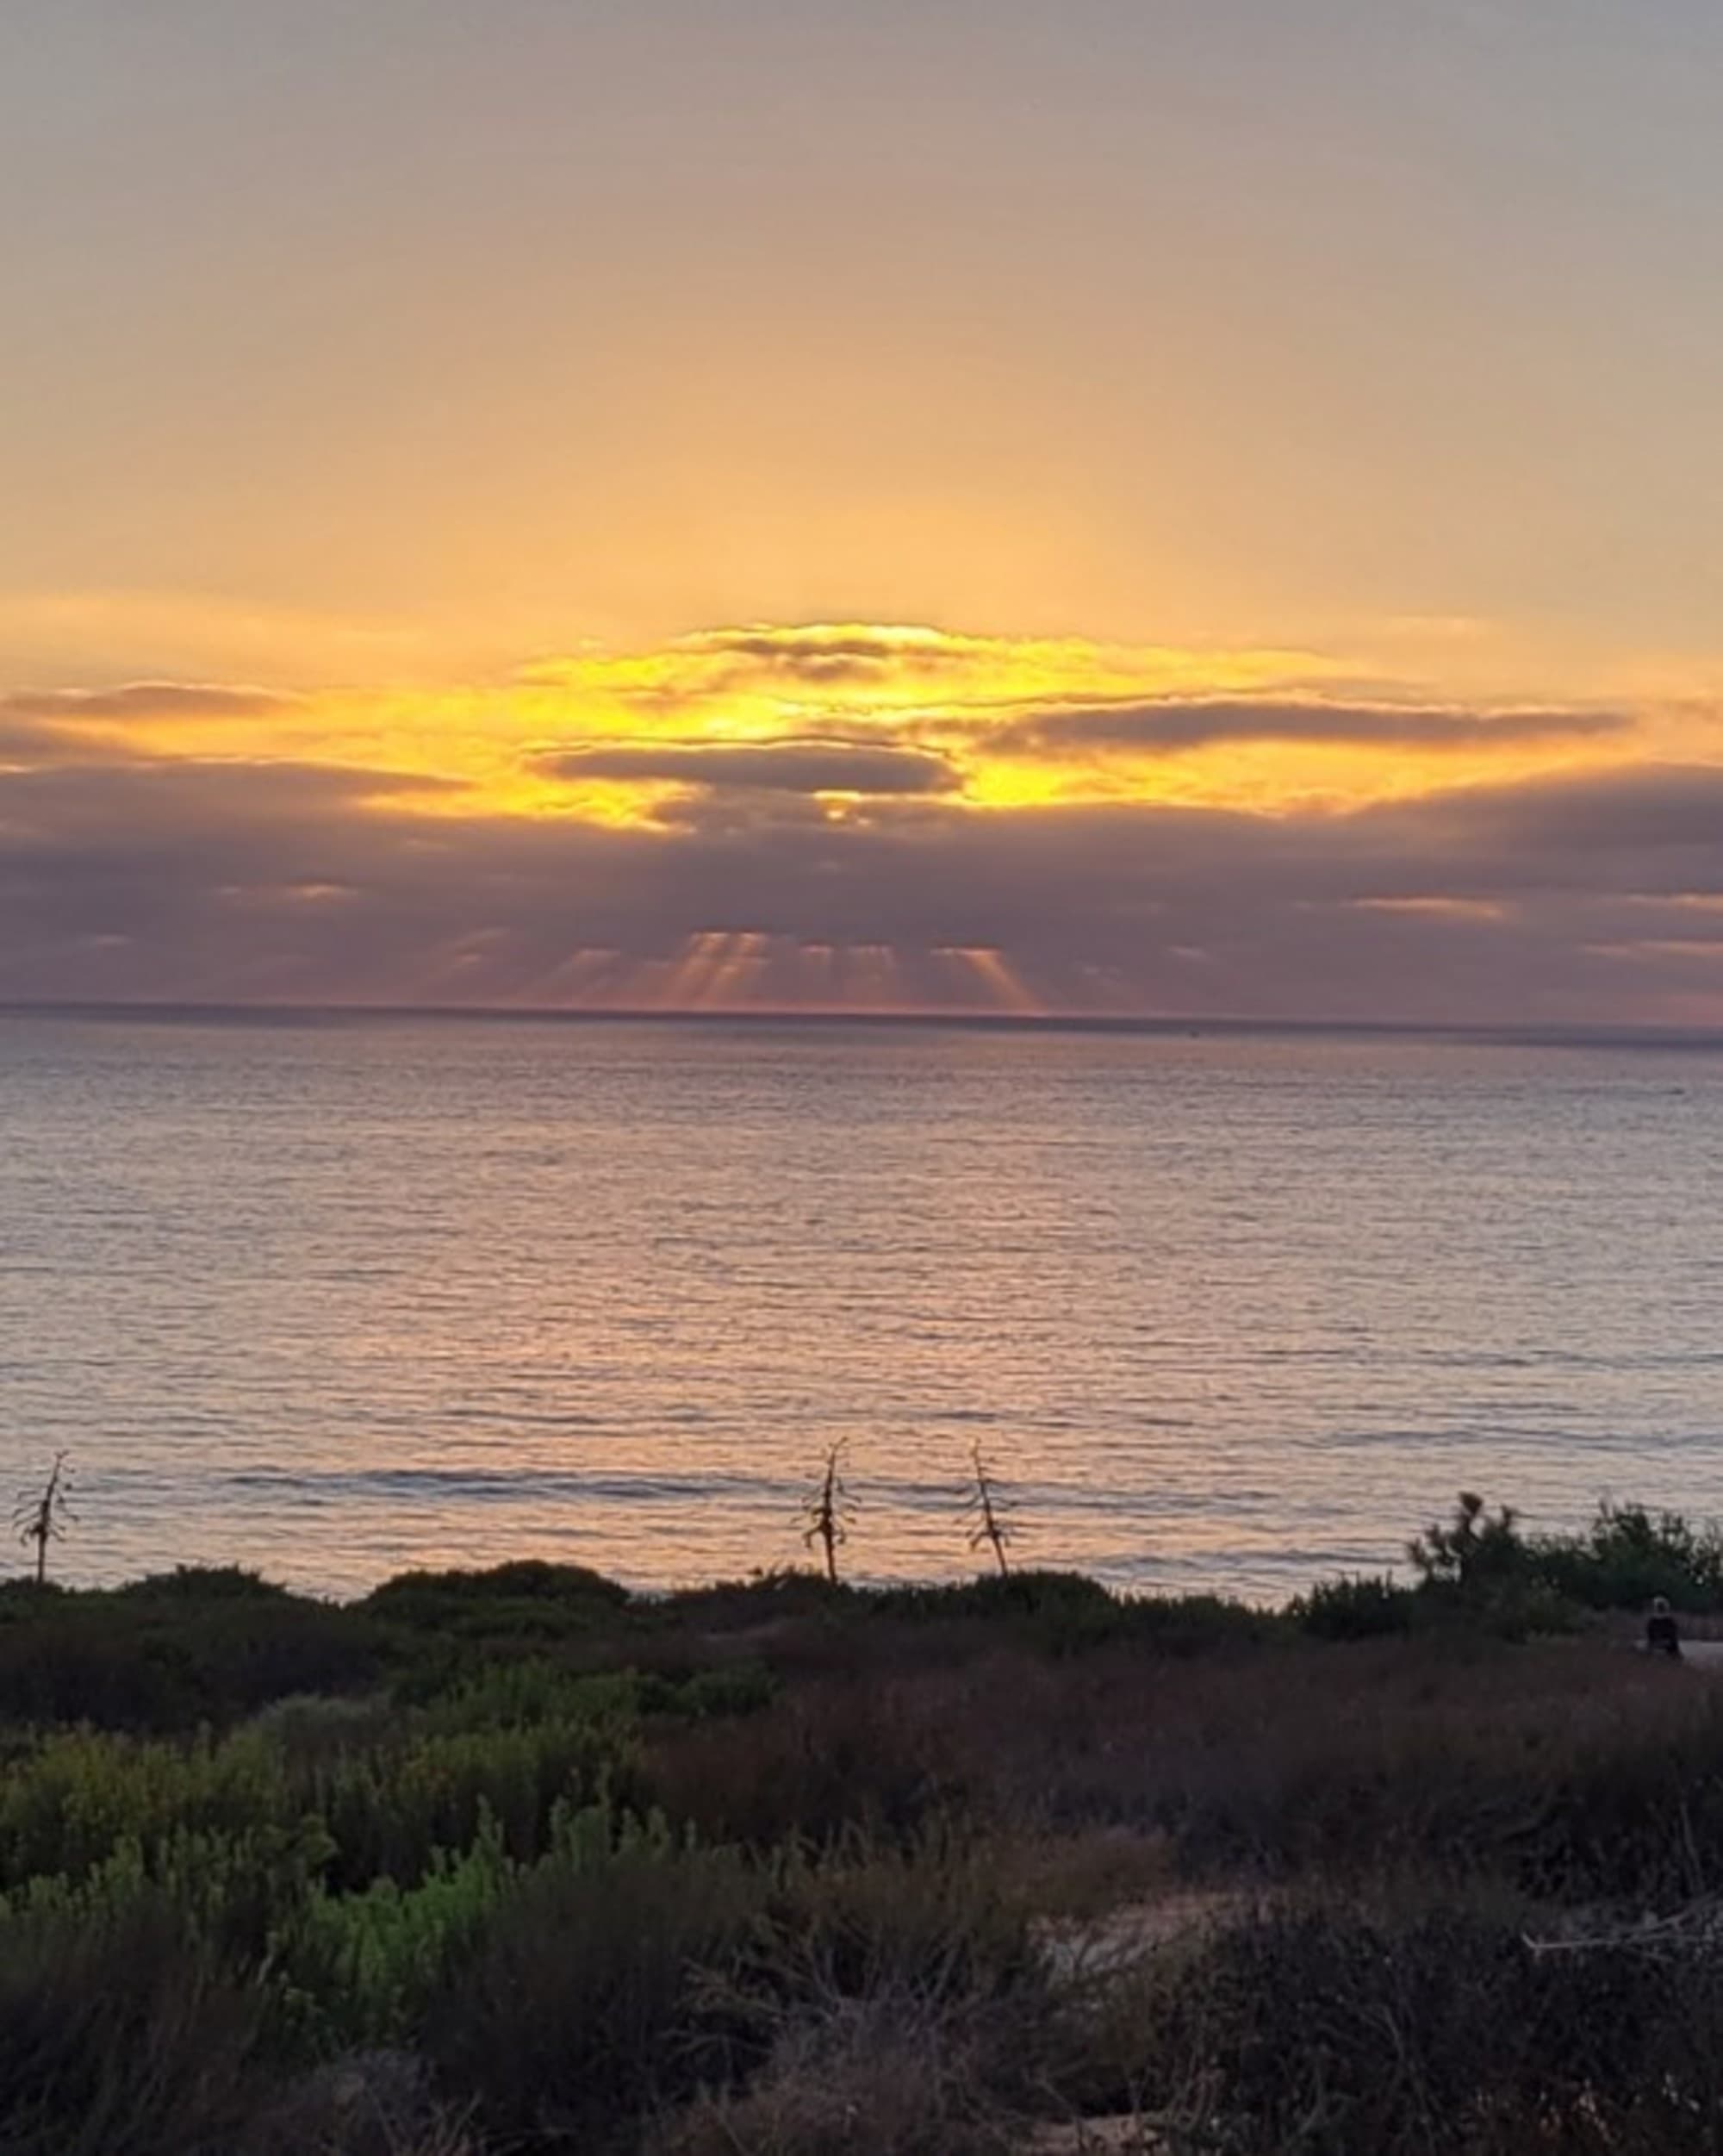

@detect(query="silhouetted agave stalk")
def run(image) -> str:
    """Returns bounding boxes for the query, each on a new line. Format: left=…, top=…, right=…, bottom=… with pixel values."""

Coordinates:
left=800, top=1443, right=854, bottom=1585
left=963, top=1441, right=1013, bottom=1578
left=14, top=1451, right=73, bottom=1586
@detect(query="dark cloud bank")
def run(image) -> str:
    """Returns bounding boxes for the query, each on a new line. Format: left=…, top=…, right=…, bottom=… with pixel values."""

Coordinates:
left=0, top=682, right=303, bottom=769
left=5, top=749, right=1723, bottom=1024
left=995, top=697, right=1631, bottom=756
left=541, top=738, right=958, bottom=794
left=1, top=681, right=298, bottom=722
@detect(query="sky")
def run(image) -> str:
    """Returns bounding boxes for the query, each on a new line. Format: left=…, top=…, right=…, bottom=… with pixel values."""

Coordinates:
left=4, top=0, right=1723, bottom=1023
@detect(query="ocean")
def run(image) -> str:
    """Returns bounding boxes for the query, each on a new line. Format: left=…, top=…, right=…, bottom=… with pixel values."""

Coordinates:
left=3, top=1008, right=1721, bottom=1602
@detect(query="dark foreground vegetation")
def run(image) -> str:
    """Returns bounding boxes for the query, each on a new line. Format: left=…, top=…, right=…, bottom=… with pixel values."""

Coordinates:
left=7, top=1500, right=1723, bottom=2153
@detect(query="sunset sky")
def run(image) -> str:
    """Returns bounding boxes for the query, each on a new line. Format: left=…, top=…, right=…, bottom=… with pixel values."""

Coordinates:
left=5, top=0, right=1723, bottom=1022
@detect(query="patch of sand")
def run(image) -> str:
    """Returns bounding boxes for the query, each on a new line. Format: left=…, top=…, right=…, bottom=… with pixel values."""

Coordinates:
left=1034, top=1888, right=1259, bottom=1982
left=1017, top=2120, right=1166, bottom=2153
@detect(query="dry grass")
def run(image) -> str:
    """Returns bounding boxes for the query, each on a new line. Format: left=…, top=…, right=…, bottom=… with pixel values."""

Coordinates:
left=643, top=1629, right=1723, bottom=1900
left=245, top=2053, right=479, bottom=2156
left=648, top=1996, right=1023, bottom=2156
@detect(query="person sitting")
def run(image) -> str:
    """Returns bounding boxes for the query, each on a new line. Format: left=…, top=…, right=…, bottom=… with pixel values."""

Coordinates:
left=1645, top=1595, right=1683, bottom=1659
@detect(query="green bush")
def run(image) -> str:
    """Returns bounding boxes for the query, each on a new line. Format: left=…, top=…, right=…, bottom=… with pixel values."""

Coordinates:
left=0, top=1703, right=645, bottom=1903
left=422, top=1821, right=759, bottom=2149
left=277, top=1802, right=520, bottom=2047
left=313, top=1715, right=641, bottom=1885
left=1531, top=1500, right=1723, bottom=1614
left=1401, top=1492, right=1723, bottom=1623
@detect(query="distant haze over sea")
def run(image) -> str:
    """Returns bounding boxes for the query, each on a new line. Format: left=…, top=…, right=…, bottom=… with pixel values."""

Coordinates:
left=4, top=1009, right=1722, bottom=1602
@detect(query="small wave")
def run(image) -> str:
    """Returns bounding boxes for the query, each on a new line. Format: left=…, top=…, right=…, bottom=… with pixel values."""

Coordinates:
left=223, top=1465, right=791, bottom=1505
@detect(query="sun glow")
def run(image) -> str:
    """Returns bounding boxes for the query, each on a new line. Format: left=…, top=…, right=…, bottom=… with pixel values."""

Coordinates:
left=28, top=619, right=1641, bottom=837
left=0, top=613, right=1680, bottom=1019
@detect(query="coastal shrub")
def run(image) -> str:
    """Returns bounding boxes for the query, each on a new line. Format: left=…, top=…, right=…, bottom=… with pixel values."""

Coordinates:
left=414, top=1661, right=644, bottom=1729
left=0, top=1885, right=264, bottom=2156
left=0, top=1586, right=386, bottom=1732
left=651, top=1831, right=1049, bottom=2156
left=22, top=1524, right=1723, bottom=2152
left=461, top=1826, right=1045, bottom=2156
left=650, top=1996, right=1016, bottom=2156
left=649, top=1661, right=779, bottom=1720
left=0, top=1614, right=207, bottom=1729
left=644, top=1677, right=966, bottom=1847
left=0, top=1686, right=653, bottom=1916
left=750, top=1828, right=1039, bottom=2016
left=1405, top=1493, right=1584, bottom=1638
left=363, top=1561, right=634, bottom=1650
left=1396, top=1490, right=1723, bottom=1625
left=1082, top=1899, right=1723, bottom=2155
left=872, top=1570, right=1133, bottom=1655
left=1111, top=1591, right=1282, bottom=1654
left=655, top=1567, right=862, bottom=1633
left=419, top=1811, right=1041, bottom=2147
left=640, top=1607, right=1723, bottom=1898
left=1290, top=1572, right=1416, bottom=1639
left=246, top=1690, right=399, bottom=1766
left=1530, top=1499, right=1723, bottom=1614
left=0, top=1726, right=303, bottom=1891
left=414, top=1657, right=775, bottom=1731
left=1450, top=1575, right=1581, bottom=1642
left=867, top=1573, right=1273, bottom=1657
left=369, top=1559, right=632, bottom=1608
left=1409, top=1491, right=1532, bottom=1595
left=113, top=1565, right=296, bottom=1604
left=277, top=1804, right=520, bottom=2047
left=311, top=1714, right=642, bottom=1885
left=2, top=1817, right=335, bottom=1974
left=1502, top=1698, right=1723, bottom=1905
left=868, top=1627, right=1711, bottom=1895
left=422, top=1823, right=760, bottom=2149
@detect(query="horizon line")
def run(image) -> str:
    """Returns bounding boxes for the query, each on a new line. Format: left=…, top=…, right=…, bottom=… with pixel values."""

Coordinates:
left=5, top=997, right=1723, bottom=1050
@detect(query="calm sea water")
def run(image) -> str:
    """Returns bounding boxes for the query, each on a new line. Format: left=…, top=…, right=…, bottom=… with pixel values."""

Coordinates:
left=3, top=1011, right=1722, bottom=1601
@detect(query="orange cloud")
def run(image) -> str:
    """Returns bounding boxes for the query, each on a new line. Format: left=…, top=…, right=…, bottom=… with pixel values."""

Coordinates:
left=3, top=618, right=1720, bottom=1025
